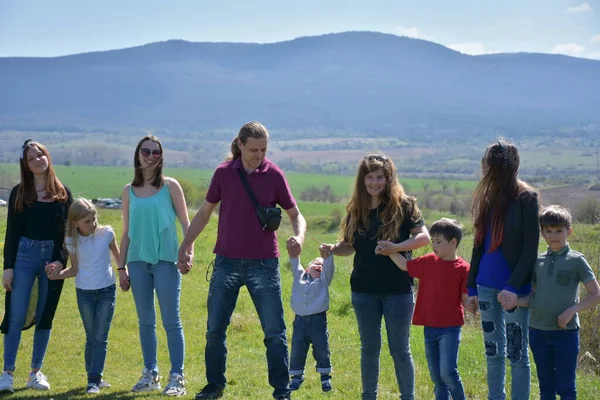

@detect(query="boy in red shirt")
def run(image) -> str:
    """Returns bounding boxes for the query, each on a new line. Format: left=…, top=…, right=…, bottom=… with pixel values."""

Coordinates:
left=377, top=218, right=471, bottom=400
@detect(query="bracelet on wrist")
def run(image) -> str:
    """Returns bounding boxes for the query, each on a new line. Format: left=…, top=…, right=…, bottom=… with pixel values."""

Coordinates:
left=117, top=267, right=126, bottom=271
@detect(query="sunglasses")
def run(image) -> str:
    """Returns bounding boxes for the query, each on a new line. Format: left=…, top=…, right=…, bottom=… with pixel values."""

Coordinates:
left=140, top=148, right=162, bottom=158
left=365, top=155, right=388, bottom=162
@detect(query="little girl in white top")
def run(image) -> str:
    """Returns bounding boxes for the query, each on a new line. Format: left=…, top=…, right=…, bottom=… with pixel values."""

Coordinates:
left=46, top=198, right=127, bottom=394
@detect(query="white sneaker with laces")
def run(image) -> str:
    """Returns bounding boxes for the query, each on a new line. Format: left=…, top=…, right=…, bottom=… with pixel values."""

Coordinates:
left=163, top=373, right=186, bottom=397
left=26, top=371, right=50, bottom=390
left=131, top=368, right=161, bottom=392
left=0, top=372, right=14, bottom=393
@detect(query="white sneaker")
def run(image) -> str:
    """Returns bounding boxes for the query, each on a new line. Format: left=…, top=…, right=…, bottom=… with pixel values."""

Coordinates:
left=131, top=368, right=161, bottom=392
left=0, top=372, right=14, bottom=393
left=163, top=373, right=186, bottom=396
left=26, top=371, right=50, bottom=390
left=99, top=380, right=111, bottom=389
left=86, top=383, right=100, bottom=394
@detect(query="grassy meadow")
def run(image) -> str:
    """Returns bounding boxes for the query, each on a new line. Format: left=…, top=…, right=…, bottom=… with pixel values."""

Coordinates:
left=1, top=204, right=600, bottom=399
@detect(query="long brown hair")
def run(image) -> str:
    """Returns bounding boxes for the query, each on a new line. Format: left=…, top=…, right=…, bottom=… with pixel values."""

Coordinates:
left=224, top=121, right=269, bottom=162
left=16, top=140, right=67, bottom=211
left=132, top=135, right=165, bottom=188
left=472, top=140, right=535, bottom=251
left=342, top=154, right=422, bottom=246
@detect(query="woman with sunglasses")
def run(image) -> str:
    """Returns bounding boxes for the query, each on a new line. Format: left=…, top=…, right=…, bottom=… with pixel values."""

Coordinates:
left=118, top=135, right=190, bottom=397
left=320, top=154, right=430, bottom=400
left=0, top=140, right=72, bottom=393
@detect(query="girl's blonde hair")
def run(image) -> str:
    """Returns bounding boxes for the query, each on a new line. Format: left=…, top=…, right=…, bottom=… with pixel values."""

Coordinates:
left=66, top=198, right=101, bottom=255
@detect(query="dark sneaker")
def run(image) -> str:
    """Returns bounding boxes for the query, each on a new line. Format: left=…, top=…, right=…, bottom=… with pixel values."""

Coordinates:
left=289, top=375, right=304, bottom=391
left=321, top=374, right=332, bottom=392
left=195, top=383, right=224, bottom=399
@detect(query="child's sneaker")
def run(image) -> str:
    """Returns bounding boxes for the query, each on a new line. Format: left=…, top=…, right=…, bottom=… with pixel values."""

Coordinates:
left=26, top=371, right=50, bottom=390
left=86, top=383, right=100, bottom=394
left=0, top=372, right=14, bottom=393
left=163, top=373, right=186, bottom=396
left=99, top=380, right=111, bottom=389
left=131, top=368, right=161, bottom=392
left=289, top=375, right=304, bottom=391
left=321, top=374, right=332, bottom=392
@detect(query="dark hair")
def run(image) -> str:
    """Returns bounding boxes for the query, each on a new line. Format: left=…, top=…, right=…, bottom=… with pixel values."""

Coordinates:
left=132, top=135, right=165, bottom=188
left=16, top=139, right=67, bottom=211
left=225, top=121, right=269, bottom=162
left=471, top=139, right=536, bottom=251
left=342, top=153, right=422, bottom=245
left=430, top=218, right=463, bottom=246
left=539, top=205, right=572, bottom=229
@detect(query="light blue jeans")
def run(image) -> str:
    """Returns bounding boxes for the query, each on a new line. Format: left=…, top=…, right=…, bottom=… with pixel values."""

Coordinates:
left=3, top=237, right=53, bottom=372
left=478, top=285, right=530, bottom=400
left=424, top=326, right=465, bottom=400
left=128, top=260, right=184, bottom=375
left=352, top=291, right=415, bottom=400
left=76, top=284, right=116, bottom=384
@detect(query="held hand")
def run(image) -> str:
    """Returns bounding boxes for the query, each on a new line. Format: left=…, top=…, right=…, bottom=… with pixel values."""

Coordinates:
left=466, top=296, right=479, bottom=315
left=375, top=240, right=396, bottom=256
left=319, top=244, right=335, bottom=258
left=498, top=290, right=517, bottom=310
left=177, top=250, right=193, bottom=275
left=118, top=270, right=131, bottom=292
left=286, top=236, right=304, bottom=258
left=45, top=261, right=63, bottom=280
left=557, top=307, right=576, bottom=329
left=2, top=269, right=13, bottom=292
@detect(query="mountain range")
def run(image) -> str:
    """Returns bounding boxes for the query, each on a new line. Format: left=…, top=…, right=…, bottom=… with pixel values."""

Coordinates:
left=1, top=31, right=599, bottom=135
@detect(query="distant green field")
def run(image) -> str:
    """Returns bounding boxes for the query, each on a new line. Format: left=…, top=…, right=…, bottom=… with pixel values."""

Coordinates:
left=0, top=164, right=476, bottom=199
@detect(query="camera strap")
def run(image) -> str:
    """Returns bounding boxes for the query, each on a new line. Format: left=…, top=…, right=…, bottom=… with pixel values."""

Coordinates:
left=238, top=169, right=260, bottom=209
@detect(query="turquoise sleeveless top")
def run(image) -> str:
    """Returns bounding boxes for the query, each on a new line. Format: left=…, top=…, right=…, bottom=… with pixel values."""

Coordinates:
left=127, top=184, right=179, bottom=264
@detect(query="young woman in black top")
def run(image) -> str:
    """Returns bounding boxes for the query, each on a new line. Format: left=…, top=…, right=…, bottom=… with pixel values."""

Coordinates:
left=320, top=154, right=429, bottom=400
left=0, top=140, right=72, bottom=394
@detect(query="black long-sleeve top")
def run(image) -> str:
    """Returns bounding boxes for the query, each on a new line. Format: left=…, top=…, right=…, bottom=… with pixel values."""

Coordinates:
left=3, top=184, right=73, bottom=270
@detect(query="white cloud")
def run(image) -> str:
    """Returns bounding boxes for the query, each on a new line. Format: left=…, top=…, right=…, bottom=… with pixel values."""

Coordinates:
left=447, top=42, right=487, bottom=55
left=566, top=3, right=592, bottom=13
left=551, top=43, right=586, bottom=56
left=588, top=52, right=600, bottom=60
left=393, top=26, right=431, bottom=40
left=592, top=35, right=600, bottom=44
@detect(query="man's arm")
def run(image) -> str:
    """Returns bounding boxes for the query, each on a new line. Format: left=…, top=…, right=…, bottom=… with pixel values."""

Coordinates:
left=179, top=200, right=219, bottom=262
left=285, top=205, right=307, bottom=258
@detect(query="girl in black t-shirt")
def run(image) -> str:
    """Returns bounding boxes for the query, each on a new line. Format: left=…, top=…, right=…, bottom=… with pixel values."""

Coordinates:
left=320, top=154, right=429, bottom=400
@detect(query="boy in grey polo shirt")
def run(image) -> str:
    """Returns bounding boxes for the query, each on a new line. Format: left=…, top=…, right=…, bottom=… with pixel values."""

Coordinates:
left=288, top=255, right=335, bottom=393
left=515, top=205, right=600, bottom=399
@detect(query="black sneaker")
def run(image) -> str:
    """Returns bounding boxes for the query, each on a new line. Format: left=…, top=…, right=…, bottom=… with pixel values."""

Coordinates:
left=289, top=375, right=304, bottom=391
left=195, top=383, right=224, bottom=399
left=321, top=374, right=332, bottom=392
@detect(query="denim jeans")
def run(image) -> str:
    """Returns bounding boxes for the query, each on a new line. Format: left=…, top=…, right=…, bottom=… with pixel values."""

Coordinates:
left=529, top=327, right=579, bottom=400
left=76, top=284, right=116, bottom=384
left=3, top=237, right=53, bottom=372
left=205, top=255, right=290, bottom=399
left=128, top=260, right=184, bottom=375
left=478, top=285, right=530, bottom=400
left=289, top=312, right=331, bottom=376
left=424, top=326, right=465, bottom=400
left=352, top=291, right=415, bottom=400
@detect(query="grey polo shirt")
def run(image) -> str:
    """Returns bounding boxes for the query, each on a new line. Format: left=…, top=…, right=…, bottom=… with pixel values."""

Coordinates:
left=530, top=244, right=596, bottom=330
left=289, top=256, right=335, bottom=317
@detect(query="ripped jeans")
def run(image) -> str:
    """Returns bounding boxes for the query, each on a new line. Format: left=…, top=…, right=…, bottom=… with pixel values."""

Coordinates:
left=478, top=285, right=530, bottom=400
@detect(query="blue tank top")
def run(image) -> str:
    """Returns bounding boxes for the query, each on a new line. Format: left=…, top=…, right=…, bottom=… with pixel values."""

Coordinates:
left=127, top=184, right=179, bottom=264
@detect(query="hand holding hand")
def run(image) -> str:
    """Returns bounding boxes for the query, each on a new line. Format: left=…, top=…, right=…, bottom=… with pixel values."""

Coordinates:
left=45, top=261, right=63, bottom=280
left=2, top=269, right=13, bottom=292
left=498, top=290, right=517, bottom=310
left=177, top=242, right=194, bottom=274
left=118, top=269, right=131, bottom=292
left=319, top=244, right=335, bottom=258
left=287, top=236, right=304, bottom=258
left=466, top=296, right=479, bottom=315
left=375, top=240, right=396, bottom=256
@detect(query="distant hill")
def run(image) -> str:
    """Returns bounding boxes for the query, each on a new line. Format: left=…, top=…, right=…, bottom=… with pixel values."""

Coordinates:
left=1, top=31, right=600, bottom=135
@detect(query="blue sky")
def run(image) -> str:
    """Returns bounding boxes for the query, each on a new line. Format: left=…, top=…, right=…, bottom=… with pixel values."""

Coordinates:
left=1, top=0, right=599, bottom=59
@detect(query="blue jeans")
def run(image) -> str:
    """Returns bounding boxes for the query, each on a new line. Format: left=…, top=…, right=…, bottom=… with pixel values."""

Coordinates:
left=76, top=284, right=116, bottom=384
left=478, top=285, right=530, bottom=400
left=529, top=327, right=579, bottom=400
left=205, top=255, right=290, bottom=399
left=289, top=312, right=331, bottom=376
left=424, top=326, right=465, bottom=400
left=3, top=238, right=53, bottom=372
left=128, top=260, right=184, bottom=375
left=352, top=291, right=415, bottom=400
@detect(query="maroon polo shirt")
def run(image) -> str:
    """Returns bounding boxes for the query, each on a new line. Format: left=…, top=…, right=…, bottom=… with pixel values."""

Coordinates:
left=206, top=157, right=296, bottom=259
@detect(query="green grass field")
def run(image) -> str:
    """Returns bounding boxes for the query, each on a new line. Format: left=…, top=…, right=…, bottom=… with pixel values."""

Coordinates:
left=1, top=206, right=600, bottom=399
left=0, top=164, right=476, bottom=200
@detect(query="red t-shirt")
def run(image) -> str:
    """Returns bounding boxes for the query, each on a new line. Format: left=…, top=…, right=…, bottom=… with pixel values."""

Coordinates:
left=407, top=253, right=469, bottom=328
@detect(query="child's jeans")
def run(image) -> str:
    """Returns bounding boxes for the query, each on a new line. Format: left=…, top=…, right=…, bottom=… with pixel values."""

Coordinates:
left=424, top=326, right=465, bottom=400
left=289, top=312, right=331, bottom=376
left=76, top=284, right=116, bottom=384
left=529, top=327, right=579, bottom=400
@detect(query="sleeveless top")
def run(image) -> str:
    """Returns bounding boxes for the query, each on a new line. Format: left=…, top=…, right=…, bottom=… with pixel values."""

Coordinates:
left=127, top=184, right=178, bottom=264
